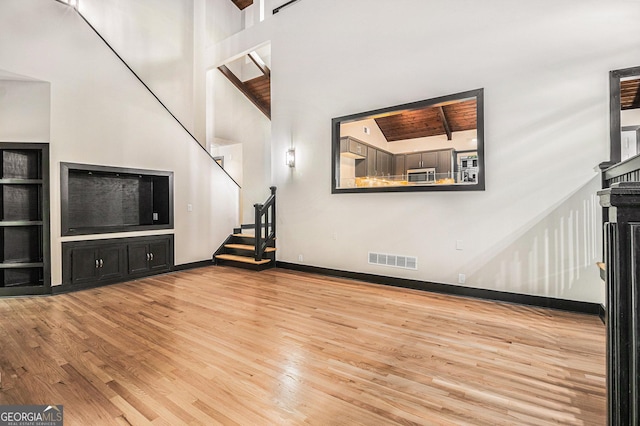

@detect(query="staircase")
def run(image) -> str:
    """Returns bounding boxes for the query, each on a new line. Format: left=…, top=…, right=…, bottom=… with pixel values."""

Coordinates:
left=213, top=187, right=277, bottom=271
left=214, top=231, right=276, bottom=270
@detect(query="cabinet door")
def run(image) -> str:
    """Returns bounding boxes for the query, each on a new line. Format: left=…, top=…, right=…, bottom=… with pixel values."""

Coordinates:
left=437, top=150, right=453, bottom=176
left=348, top=139, right=366, bottom=157
left=354, top=159, right=367, bottom=177
left=70, top=247, right=98, bottom=286
left=394, top=155, right=405, bottom=178
left=148, top=240, right=170, bottom=271
left=366, top=147, right=377, bottom=176
left=128, top=243, right=150, bottom=275
left=97, top=245, right=125, bottom=281
left=405, top=153, right=421, bottom=170
left=422, top=152, right=438, bottom=168
left=377, top=151, right=391, bottom=177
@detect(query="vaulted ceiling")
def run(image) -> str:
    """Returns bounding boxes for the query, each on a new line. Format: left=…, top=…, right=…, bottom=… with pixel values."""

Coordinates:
left=375, top=99, right=477, bottom=142
left=231, top=0, right=253, bottom=10
left=621, top=78, right=640, bottom=110
left=218, top=51, right=271, bottom=119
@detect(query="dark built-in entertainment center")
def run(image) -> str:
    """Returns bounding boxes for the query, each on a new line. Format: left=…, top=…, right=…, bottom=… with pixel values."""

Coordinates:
left=60, top=162, right=173, bottom=236
left=59, top=162, right=175, bottom=291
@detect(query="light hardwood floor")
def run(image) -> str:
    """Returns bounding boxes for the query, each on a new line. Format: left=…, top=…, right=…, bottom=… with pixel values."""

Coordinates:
left=0, top=266, right=605, bottom=425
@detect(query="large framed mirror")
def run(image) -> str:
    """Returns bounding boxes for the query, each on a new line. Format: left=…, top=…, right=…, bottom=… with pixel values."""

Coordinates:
left=331, top=88, right=485, bottom=193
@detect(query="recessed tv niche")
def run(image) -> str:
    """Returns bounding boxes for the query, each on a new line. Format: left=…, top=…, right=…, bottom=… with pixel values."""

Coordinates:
left=60, top=163, right=173, bottom=236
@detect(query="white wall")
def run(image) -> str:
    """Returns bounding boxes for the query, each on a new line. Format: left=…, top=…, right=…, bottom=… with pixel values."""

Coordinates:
left=206, top=0, right=273, bottom=229
left=0, top=78, right=50, bottom=142
left=0, top=0, right=239, bottom=285
left=267, top=0, right=640, bottom=303
left=622, top=109, right=640, bottom=127
left=212, top=70, right=271, bottom=224
left=206, top=0, right=243, bottom=45
left=79, top=0, right=200, bottom=141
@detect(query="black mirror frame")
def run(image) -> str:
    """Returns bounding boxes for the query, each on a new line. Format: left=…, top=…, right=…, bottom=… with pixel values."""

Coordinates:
left=331, top=88, right=485, bottom=193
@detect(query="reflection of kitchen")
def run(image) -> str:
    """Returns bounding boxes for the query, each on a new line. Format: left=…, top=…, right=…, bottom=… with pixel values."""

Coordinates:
left=339, top=119, right=479, bottom=189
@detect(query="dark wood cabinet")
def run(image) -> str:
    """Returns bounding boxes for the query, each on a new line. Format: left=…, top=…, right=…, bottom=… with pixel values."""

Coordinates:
left=394, top=155, right=405, bottom=178
left=366, top=147, right=377, bottom=176
left=62, top=235, right=174, bottom=289
left=69, top=245, right=126, bottom=285
left=406, top=151, right=438, bottom=170
left=0, top=143, right=50, bottom=296
left=423, top=152, right=438, bottom=168
left=339, top=137, right=367, bottom=158
left=376, top=151, right=392, bottom=177
left=128, top=237, right=172, bottom=275
left=360, top=146, right=393, bottom=177
left=437, top=149, right=454, bottom=177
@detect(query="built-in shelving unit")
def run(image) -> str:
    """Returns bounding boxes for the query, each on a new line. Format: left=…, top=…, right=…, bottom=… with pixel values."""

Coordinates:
left=0, top=143, right=50, bottom=296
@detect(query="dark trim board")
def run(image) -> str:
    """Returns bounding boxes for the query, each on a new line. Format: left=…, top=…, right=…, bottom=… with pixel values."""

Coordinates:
left=276, top=262, right=602, bottom=315
left=52, top=259, right=214, bottom=295
left=172, top=260, right=214, bottom=271
left=599, top=304, right=606, bottom=325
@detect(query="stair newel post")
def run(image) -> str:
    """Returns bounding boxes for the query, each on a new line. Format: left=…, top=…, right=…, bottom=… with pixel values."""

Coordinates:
left=270, top=186, right=277, bottom=239
left=254, top=203, right=263, bottom=261
left=598, top=182, right=640, bottom=425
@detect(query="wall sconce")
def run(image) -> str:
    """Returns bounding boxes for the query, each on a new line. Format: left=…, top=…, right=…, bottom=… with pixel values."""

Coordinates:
left=286, top=148, right=296, bottom=168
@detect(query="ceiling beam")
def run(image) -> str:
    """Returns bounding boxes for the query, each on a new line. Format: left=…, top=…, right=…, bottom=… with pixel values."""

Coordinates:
left=218, top=65, right=271, bottom=119
left=248, top=51, right=271, bottom=77
left=438, top=106, right=452, bottom=140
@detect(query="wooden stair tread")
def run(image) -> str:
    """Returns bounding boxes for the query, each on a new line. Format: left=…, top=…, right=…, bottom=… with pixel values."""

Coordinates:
left=225, top=244, right=276, bottom=253
left=597, top=262, right=606, bottom=282
left=215, top=254, right=271, bottom=265
left=232, top=234, right=255, bottom=238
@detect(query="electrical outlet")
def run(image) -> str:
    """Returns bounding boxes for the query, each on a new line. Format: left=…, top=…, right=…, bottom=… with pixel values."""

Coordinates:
left=153, top=212, right=158, bottom=221
left=187, top=203, right=193, bottom=212
left=458, top=273, right=466, bottom=284
left=298, top=254, right=304, bottom=262
left=456, top=240, right=463, bottom=250
left=332, top=232, right=338, bottom=240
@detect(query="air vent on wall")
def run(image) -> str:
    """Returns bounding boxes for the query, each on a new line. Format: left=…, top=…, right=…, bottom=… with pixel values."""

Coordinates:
left=368, top=252, right=417, bottom=270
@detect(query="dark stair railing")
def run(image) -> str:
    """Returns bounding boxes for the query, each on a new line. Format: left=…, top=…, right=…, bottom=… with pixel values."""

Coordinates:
left=599, top=158, right=640, bottom=425
left=254, top=186, right=276, bottom=261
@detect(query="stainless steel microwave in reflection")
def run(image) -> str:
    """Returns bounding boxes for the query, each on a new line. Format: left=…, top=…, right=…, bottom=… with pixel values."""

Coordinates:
left=407, top=168, right=436, bottom=183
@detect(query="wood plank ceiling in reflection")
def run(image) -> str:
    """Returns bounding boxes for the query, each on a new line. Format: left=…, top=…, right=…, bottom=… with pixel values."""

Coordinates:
left=621, top=78, right=640, bottom=110
left=375, top=99, right=477, bottom=142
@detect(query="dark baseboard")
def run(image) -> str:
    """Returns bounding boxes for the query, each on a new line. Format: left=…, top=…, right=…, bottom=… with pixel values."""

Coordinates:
left=599, top=304, right=606, bottom=324
left=172, top=260, right=214, bottom=271
left=39, top=260, right=215, bottom=296
left=276, top=261, right=601, bottom=316
left=52, top=276, right=131, bottom=295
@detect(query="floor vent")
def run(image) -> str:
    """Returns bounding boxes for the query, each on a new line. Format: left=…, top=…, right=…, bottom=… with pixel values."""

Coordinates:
left=368, top=252, right=417, bottom=270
